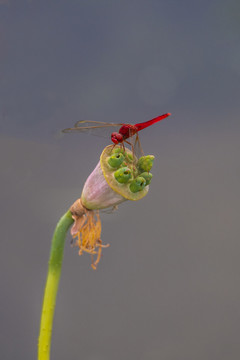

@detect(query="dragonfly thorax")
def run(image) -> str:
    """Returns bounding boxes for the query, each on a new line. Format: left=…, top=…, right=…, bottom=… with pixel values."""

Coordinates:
left=119, top=124, right=137, bottom=138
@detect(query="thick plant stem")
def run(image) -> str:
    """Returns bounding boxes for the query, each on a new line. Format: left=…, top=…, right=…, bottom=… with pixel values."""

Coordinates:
left=38, top=210, right=73, bottom=360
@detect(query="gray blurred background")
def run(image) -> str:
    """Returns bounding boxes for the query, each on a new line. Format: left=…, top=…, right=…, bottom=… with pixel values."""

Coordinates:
left=1, top=1, right=240, bottom=359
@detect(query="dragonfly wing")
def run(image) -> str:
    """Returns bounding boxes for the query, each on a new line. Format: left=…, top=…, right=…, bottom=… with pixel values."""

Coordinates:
left=74, top=120, right=120, bottom=127
left=62, top=121, right=123, bottom=138
left=133, top=133, right=144, bottom=159
left=129, top=131, right=144, bottom=160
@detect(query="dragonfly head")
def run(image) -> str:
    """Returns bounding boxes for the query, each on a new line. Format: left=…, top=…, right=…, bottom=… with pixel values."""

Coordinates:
left=111, top=132, right=123, bottom=144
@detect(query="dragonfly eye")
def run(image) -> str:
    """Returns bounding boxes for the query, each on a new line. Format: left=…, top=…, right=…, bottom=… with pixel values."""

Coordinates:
left=111, top=132, right=123, bottom=144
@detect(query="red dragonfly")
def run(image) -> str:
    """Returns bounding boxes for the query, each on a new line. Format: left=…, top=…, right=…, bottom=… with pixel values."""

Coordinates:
left=62, top=112, right=171, bottom=156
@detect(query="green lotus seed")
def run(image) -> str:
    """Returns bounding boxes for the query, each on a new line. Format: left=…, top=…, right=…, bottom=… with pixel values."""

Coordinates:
left=108, top=153, right=124, bottom=168
left=137, top=155, right=154, bottom=172
left=129, top=176, right=146, bottom=193
left=140, top=172, right=152, bottom=185
left=114, top=167, right=132, bottom=183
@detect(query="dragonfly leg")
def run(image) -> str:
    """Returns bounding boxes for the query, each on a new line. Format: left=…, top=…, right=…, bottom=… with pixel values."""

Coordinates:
left=124, top=139, right=138, bottom=174
left=119, top=141, right=125, bottom=153
left=124, top=140, right=134, bottom=156
left=110, top=143, right=116, bottom=153
left=124, top=139, right=131, bottom=146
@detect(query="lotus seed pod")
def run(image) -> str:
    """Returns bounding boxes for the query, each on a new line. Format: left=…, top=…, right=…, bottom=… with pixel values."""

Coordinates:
left=81, top=145, right=151, bottom=210
left=140, top=172, right=153, bottom=185
left=129, top=176, right=146, bottom=193
left=108, top=153, right=124, bottom=168
left=137, top=155, right=155, bottom=172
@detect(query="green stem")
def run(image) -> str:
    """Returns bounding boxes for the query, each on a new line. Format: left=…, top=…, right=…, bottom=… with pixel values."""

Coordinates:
left=38, top=210, right=74, bottom=360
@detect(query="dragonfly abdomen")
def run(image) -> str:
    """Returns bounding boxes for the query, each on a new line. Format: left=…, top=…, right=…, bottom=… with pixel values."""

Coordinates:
left=135, top=113, right=171, bottom=131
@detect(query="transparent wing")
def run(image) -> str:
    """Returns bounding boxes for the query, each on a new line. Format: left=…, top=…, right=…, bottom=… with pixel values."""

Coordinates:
left=124, top=128, right=144, bottom=160
left=74, top=120, right=121, bottom=128
left=133, top=133, right=145, bottom=159
left=62, top=120, right=123, bottom=138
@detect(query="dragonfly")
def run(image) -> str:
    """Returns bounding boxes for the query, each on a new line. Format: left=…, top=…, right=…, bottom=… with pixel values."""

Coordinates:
left=62, top=112, right=171, bottom=157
